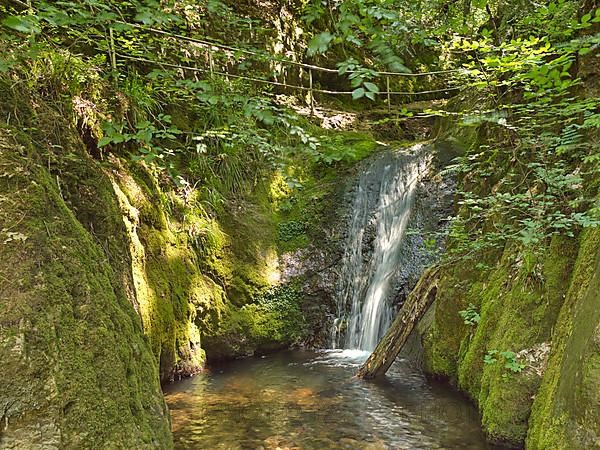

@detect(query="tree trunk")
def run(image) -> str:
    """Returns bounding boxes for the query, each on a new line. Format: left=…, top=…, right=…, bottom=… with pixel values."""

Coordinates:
left=356, top=266, right=441, bottom=380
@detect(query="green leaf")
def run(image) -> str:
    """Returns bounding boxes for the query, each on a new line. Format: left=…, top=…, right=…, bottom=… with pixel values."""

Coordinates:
left=256, top=109, right=275, bottom=125
left=135, top=10, right=156, bottom=25
left=2, top=16, right=40, bottom=34
left=363, top=82, right=380, bottom=93
left=135, top=130, right=153, bottom=142
left=98, top=137, right=113, bottom=147
left=352, top=87, right=365, bottom=100
left=95, top=11, right=119, bottom=23
left=350, top=77, right=363, bottom=88
left=41, top=11, right=71, bottom=27
left=135, top=120, right=151, bottom=129
left=111, top=22, right=134, bottom=31
left=345, top=34, right=363, bottom=46
left=483, top=351, right=498, bottom=365
left=307, top=32, right=334, bottom=56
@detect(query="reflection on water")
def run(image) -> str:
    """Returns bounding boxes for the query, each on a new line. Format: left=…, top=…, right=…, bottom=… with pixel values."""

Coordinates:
left=164, top=350, right=491, bottom=449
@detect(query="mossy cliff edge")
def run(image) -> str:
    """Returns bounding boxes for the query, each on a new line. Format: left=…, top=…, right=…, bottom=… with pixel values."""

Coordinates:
left=0, top=116, right=172, bottom=446
left=0, top=70, right=376, bottom=446
left=414, top=57, right=600, bottom=449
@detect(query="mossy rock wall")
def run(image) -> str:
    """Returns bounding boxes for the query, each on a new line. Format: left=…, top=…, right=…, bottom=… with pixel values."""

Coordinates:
left=421, top=236, right=579, bottom=445
left=0, top=126, right=172, bottom=448
left=106, top=159, right=224, bottom=381
left=417, top=61, right=600, bottom=448
left=526, top=226, right=600, bottom=449
left=0, top=81, right=309, bottom=448
left=421, top=227, right=599, bottom=448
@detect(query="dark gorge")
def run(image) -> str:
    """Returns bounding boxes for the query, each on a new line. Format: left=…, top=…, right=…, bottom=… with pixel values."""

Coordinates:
left=1, top=1, right=599, bottom=449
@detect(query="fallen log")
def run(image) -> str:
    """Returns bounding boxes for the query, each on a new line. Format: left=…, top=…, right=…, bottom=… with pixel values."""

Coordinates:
left=356, top=266, right=441, bottom=379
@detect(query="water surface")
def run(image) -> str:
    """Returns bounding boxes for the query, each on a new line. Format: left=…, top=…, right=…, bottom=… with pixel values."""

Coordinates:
left=164, top=350, right=491, bottom=449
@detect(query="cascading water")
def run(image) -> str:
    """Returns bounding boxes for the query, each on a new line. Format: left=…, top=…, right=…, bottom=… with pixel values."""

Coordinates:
left=331, top=145, right=431, bottom=351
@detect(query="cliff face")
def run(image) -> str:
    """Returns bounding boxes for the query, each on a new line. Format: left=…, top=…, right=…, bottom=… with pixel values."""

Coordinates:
left=0, top=82, right=283, bottom=448
left=525, top=46, right=600, bottom=450
left=0, top=81, right=225, bottom=447
left=0, top=95, right=172, bottom=448
left=420, top=230, right=599, bottom=447
left=416, top=54, right=600, bottom=449
left=527, top=227, right=600, bottom=449
left=0, top=62, right=373, bottom=445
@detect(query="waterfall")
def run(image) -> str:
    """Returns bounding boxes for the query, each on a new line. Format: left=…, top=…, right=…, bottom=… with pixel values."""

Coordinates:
left=331, top=145, right=430, bottom=351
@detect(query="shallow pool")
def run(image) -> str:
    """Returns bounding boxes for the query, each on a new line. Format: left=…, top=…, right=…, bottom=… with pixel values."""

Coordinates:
left=164, top=350, right=493, bottom=449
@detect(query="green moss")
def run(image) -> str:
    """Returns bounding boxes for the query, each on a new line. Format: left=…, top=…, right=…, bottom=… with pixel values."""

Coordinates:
left=122, top=163, right=170, bottom=230
left=202, top=284, right=307, bottom=359
left=319, top=130, right=378, bottom=163
left=109, top=162, right=221, bottom=381
left=422, top=235, right=578, bottom=446
left=0, top=126, right=172, bottom=448
left=471, top=238, right=576, bottom=444
left=0, top=65, right=380, bottom=446
left=96, top=115, right=360, bottom=365
left=527, top=226, right=600, bottom=449
left=217, top=183, right=278, bottom=304
left=277, top=220, right=309, bottom=251
left=418, top=68, right=600, bottom=447
left=186, top=128, right=374, bottom=358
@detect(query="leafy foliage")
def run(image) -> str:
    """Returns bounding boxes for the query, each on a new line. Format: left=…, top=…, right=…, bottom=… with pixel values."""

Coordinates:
left=1, top=0, right=598, bottom=259
left=437, top=4, right=600, bottom=257
left=459, top=304, right=481, bottom=326
left=278, top=220, right=306, bottom=242
left=247, top=284, right=307, bottom=343
left=484, top=349, right=527, bottom=378
left=1, top=0, right=370, bottom=203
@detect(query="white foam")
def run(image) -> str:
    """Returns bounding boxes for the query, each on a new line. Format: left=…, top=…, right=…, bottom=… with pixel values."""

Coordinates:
left=306, top=349, right=372, bottom=367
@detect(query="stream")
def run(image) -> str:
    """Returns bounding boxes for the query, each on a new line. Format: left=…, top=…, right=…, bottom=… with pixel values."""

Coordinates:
left=164, top=146, right=489, bottom=449
left=164, top=350, right=492, bottom=449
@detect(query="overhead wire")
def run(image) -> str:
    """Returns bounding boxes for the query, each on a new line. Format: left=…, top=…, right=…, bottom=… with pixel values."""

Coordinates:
left=114, top=21, right=464, bottom=77
left=116, top=53, right=466, bottom=96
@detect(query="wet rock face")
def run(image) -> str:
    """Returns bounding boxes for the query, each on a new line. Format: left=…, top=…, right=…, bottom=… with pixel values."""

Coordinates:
left=203, top=143, right=457, bottom=355
left=280, top=235, right=345, bottom=348
left=284, top=144, right=456, bottom=349
left=392, top=153, right=456, bottom=309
